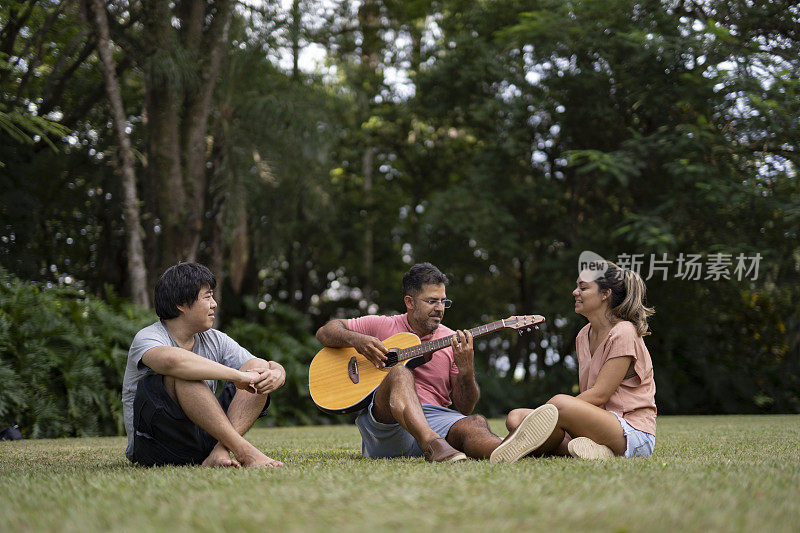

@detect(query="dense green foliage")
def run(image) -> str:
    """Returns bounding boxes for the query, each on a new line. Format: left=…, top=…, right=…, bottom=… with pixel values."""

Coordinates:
left=0, top=0, right=798, bottom=426
left=0, top=270, right=335, bottom=436
left=223, top=301, right=336, bottom=426
left=0, top=269, right=152, bottom=437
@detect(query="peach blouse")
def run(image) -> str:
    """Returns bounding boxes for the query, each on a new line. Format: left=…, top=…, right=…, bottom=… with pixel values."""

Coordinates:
left=576, top=321, right=657, bottom=435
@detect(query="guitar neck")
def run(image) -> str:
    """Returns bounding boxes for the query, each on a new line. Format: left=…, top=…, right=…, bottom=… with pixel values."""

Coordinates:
left=396, top=320, right=507, bottom=362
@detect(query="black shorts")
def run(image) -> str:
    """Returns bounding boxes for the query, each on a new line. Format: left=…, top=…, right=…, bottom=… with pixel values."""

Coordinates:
left=132, top=373, right=270, bottom=466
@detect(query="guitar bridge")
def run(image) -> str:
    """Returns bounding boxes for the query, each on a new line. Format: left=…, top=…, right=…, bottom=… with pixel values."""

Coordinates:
left=348, top=356, right=359, bottom=384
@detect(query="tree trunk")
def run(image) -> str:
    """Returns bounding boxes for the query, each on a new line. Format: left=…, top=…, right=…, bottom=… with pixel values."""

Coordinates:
left=208, top=130, right=226, bottom=327
left=362, top=146, right=374, bottom=300
left=290, top=0, right=301, bottom=80
left=140, top=0, right=234, bottom=273
left=228, top=201, right=249, bottom=295
left=87, top=0, right=148, bottom=307
left=358, top=0, right=381, bottom=300
left=181, top=0, right=233, bottom=262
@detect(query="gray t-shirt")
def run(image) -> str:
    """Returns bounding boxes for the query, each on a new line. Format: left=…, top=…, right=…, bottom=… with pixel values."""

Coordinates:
left=121, top=320, right=254, bottom=461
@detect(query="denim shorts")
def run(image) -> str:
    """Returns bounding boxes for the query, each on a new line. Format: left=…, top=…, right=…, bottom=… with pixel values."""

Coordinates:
left=613, top=412, right=655, bottom=458
left=355, top=397, right=466, bottom=458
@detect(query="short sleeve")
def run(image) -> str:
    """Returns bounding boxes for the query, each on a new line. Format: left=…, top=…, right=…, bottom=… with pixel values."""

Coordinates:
left=605, top=322, right=638, bottom=362
left=129, top=324, right=172, bottom=371
left=212, top=331, right=254, bottom=369
left=346, top=315, right=395, bottom=337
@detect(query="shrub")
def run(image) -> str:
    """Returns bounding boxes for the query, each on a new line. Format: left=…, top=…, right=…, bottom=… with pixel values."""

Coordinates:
left=224, top=301, right=337, bottom=426
left=0, top=270, right=337, bottom=438
left=0, top=269, right=153, bottom=437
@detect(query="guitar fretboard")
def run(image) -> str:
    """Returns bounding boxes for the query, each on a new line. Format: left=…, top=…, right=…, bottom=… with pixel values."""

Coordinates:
left=396, top=320, right=506, bottom=362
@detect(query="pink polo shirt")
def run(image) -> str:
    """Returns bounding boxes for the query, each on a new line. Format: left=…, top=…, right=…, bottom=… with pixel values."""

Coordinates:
left=347, top=314, right=459, bottom=407
left=576, top=320, right=657, bottom=435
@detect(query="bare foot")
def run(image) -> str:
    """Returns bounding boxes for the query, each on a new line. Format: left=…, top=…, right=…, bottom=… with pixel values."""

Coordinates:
left=202, top=446, right=241, bottom=468
left=236, top=445, right=285, bottom=468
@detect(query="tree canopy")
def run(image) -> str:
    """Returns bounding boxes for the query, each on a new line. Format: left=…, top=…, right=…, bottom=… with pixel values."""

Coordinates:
left=1, top=0, right=798, bottom=430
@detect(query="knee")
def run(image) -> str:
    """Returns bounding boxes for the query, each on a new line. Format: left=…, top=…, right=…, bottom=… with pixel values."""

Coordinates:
left=170, top=375, right=207, bottom=390
left=162, top=375, right=178, bottom=400
left=505, top=409, right=529, bottom=431
left=385, top=364, right=414, bottom=385
left=168, top=375, right=210, bottom=402
left=547, top=394, right=575, bottom=414
left=449, top=414, right=489, bottom=442
left=461, top=414, right=489, bottom=430
left=241, top=357, right=269, bottom=371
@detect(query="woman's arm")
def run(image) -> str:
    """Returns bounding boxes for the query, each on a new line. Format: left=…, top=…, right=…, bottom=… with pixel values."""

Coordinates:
left=577, top=356, right=634, bottom=406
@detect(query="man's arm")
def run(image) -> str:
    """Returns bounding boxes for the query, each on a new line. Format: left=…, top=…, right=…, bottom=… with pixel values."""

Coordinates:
left=450, top=330, right=480, bottom=415
left=315, top=319, right=388, bottom=369
left=142, top=346, right=257, bottom=389
left=246, top=359, right=286, bottom=395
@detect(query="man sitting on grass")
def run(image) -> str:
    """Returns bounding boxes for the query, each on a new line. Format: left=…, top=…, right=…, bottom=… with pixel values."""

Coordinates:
left=122, top=262, right=286, bottom=468
left=316, top=262, right=557, bottom=463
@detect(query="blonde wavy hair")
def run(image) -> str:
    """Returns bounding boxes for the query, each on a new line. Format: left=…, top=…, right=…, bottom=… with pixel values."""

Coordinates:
left=595, top=261, right=655, bottom=336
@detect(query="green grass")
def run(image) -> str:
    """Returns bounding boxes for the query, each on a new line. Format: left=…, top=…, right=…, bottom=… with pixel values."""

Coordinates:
left=1, top=415, right=798, bottom=532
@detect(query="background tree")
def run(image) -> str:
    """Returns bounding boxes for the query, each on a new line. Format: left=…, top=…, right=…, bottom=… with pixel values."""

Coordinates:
left=0, top=0, right=128, bottom=292
left=137, top=0, right=235, bottom=281
left=1, top=0, right=797, bottom=435
left=86, top=0, right=147, bottom=307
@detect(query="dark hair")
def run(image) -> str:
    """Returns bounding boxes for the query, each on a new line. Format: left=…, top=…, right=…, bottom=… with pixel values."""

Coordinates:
left=154, top=263, right=216, bottom=319
left=595, top=261, right=655, bottom=336
left=402, top=262, right=448, bottom=296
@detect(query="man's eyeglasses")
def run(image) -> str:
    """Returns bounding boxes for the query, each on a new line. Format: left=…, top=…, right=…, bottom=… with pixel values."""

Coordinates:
left=413, top=297, right=453, bottom=309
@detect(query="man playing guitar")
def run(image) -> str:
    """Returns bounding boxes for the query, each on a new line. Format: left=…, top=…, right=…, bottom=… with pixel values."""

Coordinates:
left=315, top=262, right=557, bottom=463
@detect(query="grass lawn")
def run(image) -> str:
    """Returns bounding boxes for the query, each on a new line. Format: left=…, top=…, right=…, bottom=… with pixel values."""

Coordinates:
left=1, top=415, right=798, bottom=532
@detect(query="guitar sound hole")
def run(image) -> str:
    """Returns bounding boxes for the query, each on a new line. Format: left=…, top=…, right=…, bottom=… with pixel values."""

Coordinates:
left=385, top=352, right=398, bottom=367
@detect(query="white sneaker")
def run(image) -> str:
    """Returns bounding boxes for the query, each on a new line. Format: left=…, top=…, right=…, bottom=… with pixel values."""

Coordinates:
left=567, top=437, right=615, bottom=460
left=490, top=404, right=558, bottom=463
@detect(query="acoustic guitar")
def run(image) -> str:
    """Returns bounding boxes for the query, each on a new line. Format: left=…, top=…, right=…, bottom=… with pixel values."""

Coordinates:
left=308, top=315, right=545, bottom=414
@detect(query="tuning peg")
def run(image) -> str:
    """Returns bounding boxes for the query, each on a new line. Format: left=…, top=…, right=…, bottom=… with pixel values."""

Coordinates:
left=518, top=330, right=524, bottom=336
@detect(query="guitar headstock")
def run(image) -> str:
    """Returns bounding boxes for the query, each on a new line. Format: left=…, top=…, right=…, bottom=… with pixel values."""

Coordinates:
left=503, top=315, right=546, bottom=331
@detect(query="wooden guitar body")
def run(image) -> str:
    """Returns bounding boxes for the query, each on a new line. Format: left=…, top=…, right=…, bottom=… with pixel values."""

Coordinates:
left=308, top=332, right=421, bottom=414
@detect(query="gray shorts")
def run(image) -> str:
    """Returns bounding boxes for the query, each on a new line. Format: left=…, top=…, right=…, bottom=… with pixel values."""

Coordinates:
left=355, top=397, right=466, bottom=458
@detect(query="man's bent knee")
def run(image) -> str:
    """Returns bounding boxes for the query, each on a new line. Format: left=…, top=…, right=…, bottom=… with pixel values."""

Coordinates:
left=463, top=414, right=489, bottom=428
left=386, top=364, right=413, bottom=381
left=169, top=375, right=218, bottom=404
left=380, top=365, right=415, bottom=394
left=241, top=357, right=269, bottom=371
left=162, top=375, right=180, bottom=402
left=450, top=414, right=489, bottom=436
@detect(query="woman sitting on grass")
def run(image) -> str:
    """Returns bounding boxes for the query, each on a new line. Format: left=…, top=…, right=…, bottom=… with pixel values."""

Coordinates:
left=507, top=261, right=657, bottom=459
